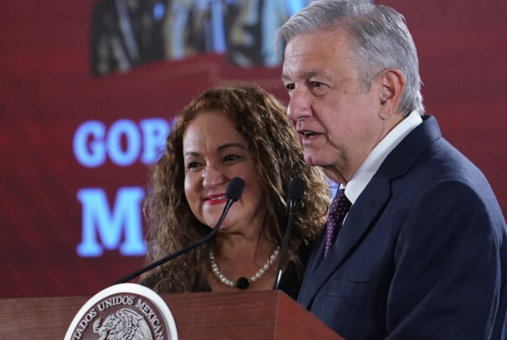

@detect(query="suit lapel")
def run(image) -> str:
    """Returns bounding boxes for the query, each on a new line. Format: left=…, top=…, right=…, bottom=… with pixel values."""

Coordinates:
left=298, top=227, right=327, bottom=297
left=298, top=115, right=443, bottom=309
left=298, top=178, right=391, bottom=308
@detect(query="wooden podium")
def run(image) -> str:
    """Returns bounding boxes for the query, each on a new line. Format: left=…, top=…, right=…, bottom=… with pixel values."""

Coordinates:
left=0, top=290, right=344, bottom=339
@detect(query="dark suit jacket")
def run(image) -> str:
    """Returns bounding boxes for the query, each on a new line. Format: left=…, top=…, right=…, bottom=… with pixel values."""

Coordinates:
left=298, top=115, right=507, bottom=340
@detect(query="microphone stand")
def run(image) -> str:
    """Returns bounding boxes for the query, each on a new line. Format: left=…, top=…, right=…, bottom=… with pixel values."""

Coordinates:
left=272, top=178, right=305, bottom=290
left=116, top=177, right=245, bottom=284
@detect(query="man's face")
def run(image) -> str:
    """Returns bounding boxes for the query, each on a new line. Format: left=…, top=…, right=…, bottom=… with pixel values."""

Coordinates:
left=282, top=30, right=385, bottom=183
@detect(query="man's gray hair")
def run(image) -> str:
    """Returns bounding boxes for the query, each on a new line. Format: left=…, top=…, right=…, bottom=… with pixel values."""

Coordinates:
left=275, top=0, right=424, bottom=116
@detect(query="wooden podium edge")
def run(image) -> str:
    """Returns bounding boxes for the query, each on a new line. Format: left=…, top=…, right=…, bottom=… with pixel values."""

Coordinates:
left=273, top=291, right=344, bottom=340
left=0, top=290, right=344, bottom=340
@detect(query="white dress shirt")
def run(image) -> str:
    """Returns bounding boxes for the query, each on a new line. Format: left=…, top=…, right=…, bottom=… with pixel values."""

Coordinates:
left=344, top=111, right=423, bottom=204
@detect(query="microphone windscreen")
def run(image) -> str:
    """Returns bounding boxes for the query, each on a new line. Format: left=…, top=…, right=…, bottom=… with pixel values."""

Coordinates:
left=289, top=177, right=305, bottom=200
left=226, top=177, right=245, bottom=202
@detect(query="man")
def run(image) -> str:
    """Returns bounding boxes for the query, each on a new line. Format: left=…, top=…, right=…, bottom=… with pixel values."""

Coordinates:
left=276, top=0, right=507, bottom=339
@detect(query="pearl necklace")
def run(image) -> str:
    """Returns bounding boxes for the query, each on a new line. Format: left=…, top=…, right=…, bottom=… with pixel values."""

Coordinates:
left=209, top=246, right=280, bottom=289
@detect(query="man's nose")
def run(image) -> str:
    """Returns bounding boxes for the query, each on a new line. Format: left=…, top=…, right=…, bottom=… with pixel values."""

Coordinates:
left=287, top=87, right=312, bottom=123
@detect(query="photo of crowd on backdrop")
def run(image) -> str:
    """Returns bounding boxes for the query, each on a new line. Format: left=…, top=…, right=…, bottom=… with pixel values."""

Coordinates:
left=90, top=0, right=316, bottom=76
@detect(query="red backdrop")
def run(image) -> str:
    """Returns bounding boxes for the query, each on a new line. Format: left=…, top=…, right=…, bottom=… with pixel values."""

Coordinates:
left=0, top=0, right=506, bottom=298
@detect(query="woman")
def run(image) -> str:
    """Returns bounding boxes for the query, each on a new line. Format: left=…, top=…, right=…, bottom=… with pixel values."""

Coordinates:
left=141, top=86, right=329, bottom=299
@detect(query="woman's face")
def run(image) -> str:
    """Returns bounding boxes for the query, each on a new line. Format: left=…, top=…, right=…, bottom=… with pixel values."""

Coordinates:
left=183, top=111, right=265, bottom=234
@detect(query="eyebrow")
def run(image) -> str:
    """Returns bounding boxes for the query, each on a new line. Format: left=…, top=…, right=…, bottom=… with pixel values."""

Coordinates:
left=217, top=142, right=246, bottom=152
left=184, top=151, right=200, bottom=157
left=281, top=70, right=333, bottom=82
left=184, top=142, right=246, bottom=157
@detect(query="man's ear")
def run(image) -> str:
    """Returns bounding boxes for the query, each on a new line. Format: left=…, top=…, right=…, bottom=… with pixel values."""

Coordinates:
left=377, top=68, right=405, bottom=119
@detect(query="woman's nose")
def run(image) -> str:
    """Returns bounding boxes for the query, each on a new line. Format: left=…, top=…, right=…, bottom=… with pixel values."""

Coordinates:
left=202, top=164, right=227, bottom=190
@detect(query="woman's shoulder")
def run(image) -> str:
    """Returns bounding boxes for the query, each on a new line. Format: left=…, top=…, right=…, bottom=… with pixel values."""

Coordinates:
left=138, top=271, right=211, bottom=294
left=138, top=271, right=164, bottom=290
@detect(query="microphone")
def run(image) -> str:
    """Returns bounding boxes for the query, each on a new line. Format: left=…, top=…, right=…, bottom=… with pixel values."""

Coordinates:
left=116, top=177, right=245, bottom=284
left=272, top=177, right=306, bottom=290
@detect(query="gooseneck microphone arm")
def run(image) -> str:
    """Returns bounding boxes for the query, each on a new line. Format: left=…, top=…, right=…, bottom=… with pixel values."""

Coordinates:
left=116, top=177, right=245, bottom=284
left=272, top=177, right=306, bottom=291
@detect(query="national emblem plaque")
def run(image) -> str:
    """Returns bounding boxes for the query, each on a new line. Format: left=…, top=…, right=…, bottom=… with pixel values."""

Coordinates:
left=64, top=283, right=178, bottom=340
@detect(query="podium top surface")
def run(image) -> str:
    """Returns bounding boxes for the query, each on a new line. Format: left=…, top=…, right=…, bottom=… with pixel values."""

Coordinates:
left=0, top=290, right=344, bottom=340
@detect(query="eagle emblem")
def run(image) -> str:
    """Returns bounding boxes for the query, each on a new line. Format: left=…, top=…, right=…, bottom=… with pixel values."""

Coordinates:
left=93, top=308, right=153, bottom=340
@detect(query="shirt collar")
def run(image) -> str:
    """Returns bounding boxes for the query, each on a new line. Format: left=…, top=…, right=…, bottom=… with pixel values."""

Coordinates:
left=344, top=111, right=423, bottom=204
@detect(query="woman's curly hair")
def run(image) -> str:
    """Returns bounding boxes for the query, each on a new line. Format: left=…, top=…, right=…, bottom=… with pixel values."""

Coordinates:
left=142, top=86, right=330, bottom=293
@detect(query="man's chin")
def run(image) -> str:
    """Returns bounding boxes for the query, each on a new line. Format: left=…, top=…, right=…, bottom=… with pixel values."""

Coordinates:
left=304, top=154, right=317, bottom=166
left=304, top=152, right=325, bottom=167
